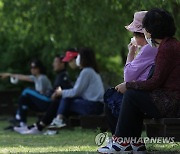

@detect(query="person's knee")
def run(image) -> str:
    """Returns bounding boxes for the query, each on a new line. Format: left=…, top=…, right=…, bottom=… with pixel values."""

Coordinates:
left=123, top=89, right=137, bottom=100
left=22, top=88, right=31, bottom=96
left=60, top=98, right=72, bottom=104
left=59, top=98, right=66, bottom=104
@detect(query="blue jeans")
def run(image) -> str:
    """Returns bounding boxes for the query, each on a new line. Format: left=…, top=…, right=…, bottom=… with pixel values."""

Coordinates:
left=57, top=97, right=103, bottom=116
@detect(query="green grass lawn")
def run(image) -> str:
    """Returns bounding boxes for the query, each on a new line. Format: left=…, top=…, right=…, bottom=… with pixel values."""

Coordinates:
left=0, top=116, right=180, bottom=154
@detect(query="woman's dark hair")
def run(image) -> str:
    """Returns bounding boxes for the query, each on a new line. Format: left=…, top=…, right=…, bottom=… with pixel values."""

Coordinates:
left=30, top=59, right=46, bottom=74
left=142, top=8, right=176, bottom=39
left=133, top=32, right=144, bottom=38
left=79, top=48, right=99, bottom=73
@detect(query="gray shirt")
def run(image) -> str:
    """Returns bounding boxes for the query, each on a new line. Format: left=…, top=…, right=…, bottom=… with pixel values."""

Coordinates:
left=62, top=67, right=104, bottom=102
left=29, top=75, right=52, bottom=94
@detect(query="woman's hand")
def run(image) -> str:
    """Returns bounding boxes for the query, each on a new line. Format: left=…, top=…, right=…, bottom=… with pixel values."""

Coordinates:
left=115, top=82, right=127, bottom=94
left=55, top=86, right=62, bottom=96
left=128, top=43, right=137, bottom=55
left=126, top=43, right=138, bottom=64
left=51, top=92, right=58, bottom=101
left=51, top=87, right=62, bottom=100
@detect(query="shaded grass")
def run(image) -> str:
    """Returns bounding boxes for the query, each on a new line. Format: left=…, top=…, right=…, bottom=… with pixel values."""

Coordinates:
left=0, top=117, right=99, bottom=154
left=0, top=116, right=180, bottom=153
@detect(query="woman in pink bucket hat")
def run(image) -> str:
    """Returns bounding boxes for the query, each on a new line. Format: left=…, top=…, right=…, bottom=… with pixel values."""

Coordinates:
left=125, top=11, right=148, bottom=33
left=123, top=11, right=158, bottom=83
left=98, top=11, right=158, bottom=154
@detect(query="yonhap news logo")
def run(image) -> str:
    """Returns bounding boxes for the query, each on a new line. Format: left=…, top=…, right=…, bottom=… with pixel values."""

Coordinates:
left=95, top=132, right=108, bottom=146
left=95, top=132, right=175, bottom=146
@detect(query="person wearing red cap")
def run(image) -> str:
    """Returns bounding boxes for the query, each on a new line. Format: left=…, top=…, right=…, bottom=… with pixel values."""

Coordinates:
left=47, top=47, right=105, bottom=130
left=62, top=51, right=78, bottom=62
left=61, top=50, right=79, bottom=69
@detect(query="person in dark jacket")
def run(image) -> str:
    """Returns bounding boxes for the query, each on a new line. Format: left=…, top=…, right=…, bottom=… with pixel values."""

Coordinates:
left=47, top=55, right=72, bottom=97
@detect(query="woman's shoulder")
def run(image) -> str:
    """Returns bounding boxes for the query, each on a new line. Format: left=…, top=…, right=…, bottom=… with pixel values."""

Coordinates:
left=138, top=44, right=158, bottom=57
left=160, top=37, right=180, bottom=54
left=80, top=67, right=97, bottom=76
left=161, top=37, right=179, bottom=48
left=165, top=37, right=179, bottom=42
left=141, top=44, right=157, bottom=52
left=39, top=74, right=50, bottom=81
left=81, top=67, right=94, bottom=73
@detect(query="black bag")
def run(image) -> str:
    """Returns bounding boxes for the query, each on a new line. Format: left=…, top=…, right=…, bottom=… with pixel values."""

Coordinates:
left=104, top=88, right=123, bottom=118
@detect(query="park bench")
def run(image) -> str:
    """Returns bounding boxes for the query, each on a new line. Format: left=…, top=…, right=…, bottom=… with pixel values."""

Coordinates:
left=68, top=115, right=180, bottom=142
left=68, top=114, right=108, bottom=131
left=144, top=118, right=180, bottom=142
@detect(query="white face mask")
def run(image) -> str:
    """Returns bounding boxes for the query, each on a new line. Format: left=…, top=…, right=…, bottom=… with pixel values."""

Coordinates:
left=144, top=34, right=153, bottom=47
left=76, top=54, right=81, bottom=67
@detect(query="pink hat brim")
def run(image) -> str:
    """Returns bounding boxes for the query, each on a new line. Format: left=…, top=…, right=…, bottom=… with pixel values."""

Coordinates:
left=125, top=23, right=143, bottom=33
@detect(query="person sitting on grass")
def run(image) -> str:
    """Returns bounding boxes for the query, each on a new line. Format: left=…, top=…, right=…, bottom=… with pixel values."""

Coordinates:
left=101, top=8, right=180, bottom=154
left=0, top=59, right=52, bottom=127
left=47, top=47, right=105, bottom=130
left=98, top=11, right=159, bottom=153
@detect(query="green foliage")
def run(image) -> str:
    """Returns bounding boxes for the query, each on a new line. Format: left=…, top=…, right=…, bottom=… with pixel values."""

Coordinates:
left=0, top=0, right=179, bottom=89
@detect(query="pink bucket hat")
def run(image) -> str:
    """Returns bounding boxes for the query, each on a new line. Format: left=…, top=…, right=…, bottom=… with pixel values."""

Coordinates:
left=125, top=11, right=147, bottom=33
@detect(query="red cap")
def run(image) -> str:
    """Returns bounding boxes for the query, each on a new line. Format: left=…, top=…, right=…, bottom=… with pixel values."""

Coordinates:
left=62, top=51, right=78, bottom=62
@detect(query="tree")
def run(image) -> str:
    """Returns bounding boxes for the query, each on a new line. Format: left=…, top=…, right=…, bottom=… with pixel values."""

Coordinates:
left=0, top=0, right=179, bottom=89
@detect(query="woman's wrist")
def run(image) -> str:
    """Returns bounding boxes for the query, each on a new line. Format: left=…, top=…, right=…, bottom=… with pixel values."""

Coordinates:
left=126, top=52, right=135, bottom=63
left=128, top=49, right=136, bottom=56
